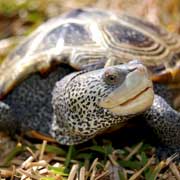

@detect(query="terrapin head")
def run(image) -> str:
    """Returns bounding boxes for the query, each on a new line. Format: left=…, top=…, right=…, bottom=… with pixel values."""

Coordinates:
left=51, top=61, right=153, bottom=145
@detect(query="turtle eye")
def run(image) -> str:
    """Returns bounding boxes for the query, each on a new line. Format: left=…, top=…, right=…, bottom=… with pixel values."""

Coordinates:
left=103, top=67, right=126, bottom=85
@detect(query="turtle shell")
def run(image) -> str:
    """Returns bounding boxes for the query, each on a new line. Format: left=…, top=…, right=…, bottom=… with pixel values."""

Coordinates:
left=0, top=8, right=180, bottom=99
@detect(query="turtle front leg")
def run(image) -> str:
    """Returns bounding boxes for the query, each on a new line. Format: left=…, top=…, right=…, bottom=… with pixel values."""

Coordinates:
left=144, top=95, right=180, bottom=160
left=0, top=101, right=18, bottom=135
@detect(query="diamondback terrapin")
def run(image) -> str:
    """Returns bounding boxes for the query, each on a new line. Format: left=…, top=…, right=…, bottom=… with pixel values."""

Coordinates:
left=0, top=8, right=180, bottom=159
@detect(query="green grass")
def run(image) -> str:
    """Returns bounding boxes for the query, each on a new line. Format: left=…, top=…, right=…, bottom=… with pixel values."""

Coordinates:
left=0, top=137, right=179, bottom=179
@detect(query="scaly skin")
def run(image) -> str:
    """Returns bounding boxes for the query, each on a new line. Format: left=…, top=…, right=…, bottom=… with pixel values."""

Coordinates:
left=144, top=95, right=180, bottom=159
left=2, top=65, right=72, bottom=135
left=0, top=102, right=17, bottom=134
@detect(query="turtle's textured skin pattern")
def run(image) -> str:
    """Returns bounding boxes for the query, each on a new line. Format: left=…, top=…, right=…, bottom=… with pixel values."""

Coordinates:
left=153, top=83, right=174, bottom=107
left=0, top=8, right=180, bottom=99
left=144, top=95, right=180, bottom=159
left=0, top=102, right=17, bottom=134
left=3, top=65, right=132, bottom=145
left=51, top=68, right=131, bottom=144
left=4, top=66, right=72, bottom=134
left=145, top=95, right=180, bottom=147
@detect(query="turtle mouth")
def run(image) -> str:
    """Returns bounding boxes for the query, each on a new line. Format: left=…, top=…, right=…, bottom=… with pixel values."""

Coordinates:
left=105, top=86, right=154, bottom=116
left=119, top=87, right=152, bottom=106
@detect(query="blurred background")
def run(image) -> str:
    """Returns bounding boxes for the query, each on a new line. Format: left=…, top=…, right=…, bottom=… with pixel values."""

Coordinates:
left=0, top=0, right=180, bottom=62
left=0, top=0, right=180, bottom=39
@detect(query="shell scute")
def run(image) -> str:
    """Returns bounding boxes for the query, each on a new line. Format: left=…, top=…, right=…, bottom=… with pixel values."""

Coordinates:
left=105, top=21, right=154, bottom=47
left=7, top=32, right=40, bottom=62
left=36, top=23, right=92, bottom=53
left=121, top=15, right=165, bottom=36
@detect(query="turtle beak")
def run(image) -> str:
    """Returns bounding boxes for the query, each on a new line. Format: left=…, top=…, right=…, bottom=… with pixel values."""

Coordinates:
left=99, top=63, right=154, bottom=115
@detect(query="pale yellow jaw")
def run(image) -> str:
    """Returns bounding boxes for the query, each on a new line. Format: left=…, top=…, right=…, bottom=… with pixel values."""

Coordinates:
left=109, top=87, right=154, bottom=115
left=99, top=65, right=154, bottom=115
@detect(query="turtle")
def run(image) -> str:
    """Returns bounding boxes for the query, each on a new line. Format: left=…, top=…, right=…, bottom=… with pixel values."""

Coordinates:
left=0, top=8, right=180, bottom=159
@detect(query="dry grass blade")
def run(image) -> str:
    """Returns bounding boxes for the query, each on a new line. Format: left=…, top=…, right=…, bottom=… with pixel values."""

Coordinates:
left=146, top=154, right=178, bottom=180
left=104, top=160, right=111, bottom=171
left=89, top=158, right=99, bottom=173
left=169, top=163, right=180, bottom=180
left=89, top=159, right=102, bottom=180
left=95, top=170, right=110, bottom=180
left=90, top=167, right=96, bottom=180
left=68, top=164, right=79, bottom=180
left=0, top=168, right=14, bottom=178
left=124, top=142, right=143, bottom=161
left=38, top=167, right=48, bottom=175
left=129, top=156, right=154, bottom=180
left=17, top=168, right=41, bottom=180
left=89, top=158, right=103, bottom=180
left=108, top=154, right=119, bottom=166
left=21, top=156, right=34, bottom=169
left=147, top=161, right=165, bottom=180
left=53, top=156, right=78, bottom=164
left=39, top=140, right=47, bottom=160
left=26, top=147, right=37, bottom=159
left=166, top=153, right=179, bottom=165
left=79, top=166, right=86, bottom=180
left=26, top=160, right=48, bottom=169
left=10, top=165, right=16, bottom=180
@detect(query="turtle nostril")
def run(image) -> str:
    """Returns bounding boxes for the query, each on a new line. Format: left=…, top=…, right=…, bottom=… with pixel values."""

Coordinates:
left=137, top=65, right=147, bottom=74
left=128, top=60, right=146, bottom=73
left=128, top=65, right=148, bottom=76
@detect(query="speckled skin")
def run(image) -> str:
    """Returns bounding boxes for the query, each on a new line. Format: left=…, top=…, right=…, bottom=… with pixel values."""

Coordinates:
left=51, top=67, right=132, bottom=144
left=144, top=95, right=180, bottom=159
left=2, top=66, right=72, bottom=135
left=0, top=102, right=17, bottom=134
left=0, top=63, right=180, bottom=159
left=149, top=95, right=180, bottom=147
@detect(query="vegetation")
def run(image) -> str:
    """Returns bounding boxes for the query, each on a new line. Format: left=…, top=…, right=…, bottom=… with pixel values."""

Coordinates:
left=0, top=0, right=180, bottom=179
left=1, top=136, right=180, bottom=179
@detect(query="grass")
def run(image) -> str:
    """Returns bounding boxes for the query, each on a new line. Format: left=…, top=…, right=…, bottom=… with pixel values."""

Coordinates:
left=0, top=0, right=180, bottom=179
left=0, top=134, right=180, bottom=179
